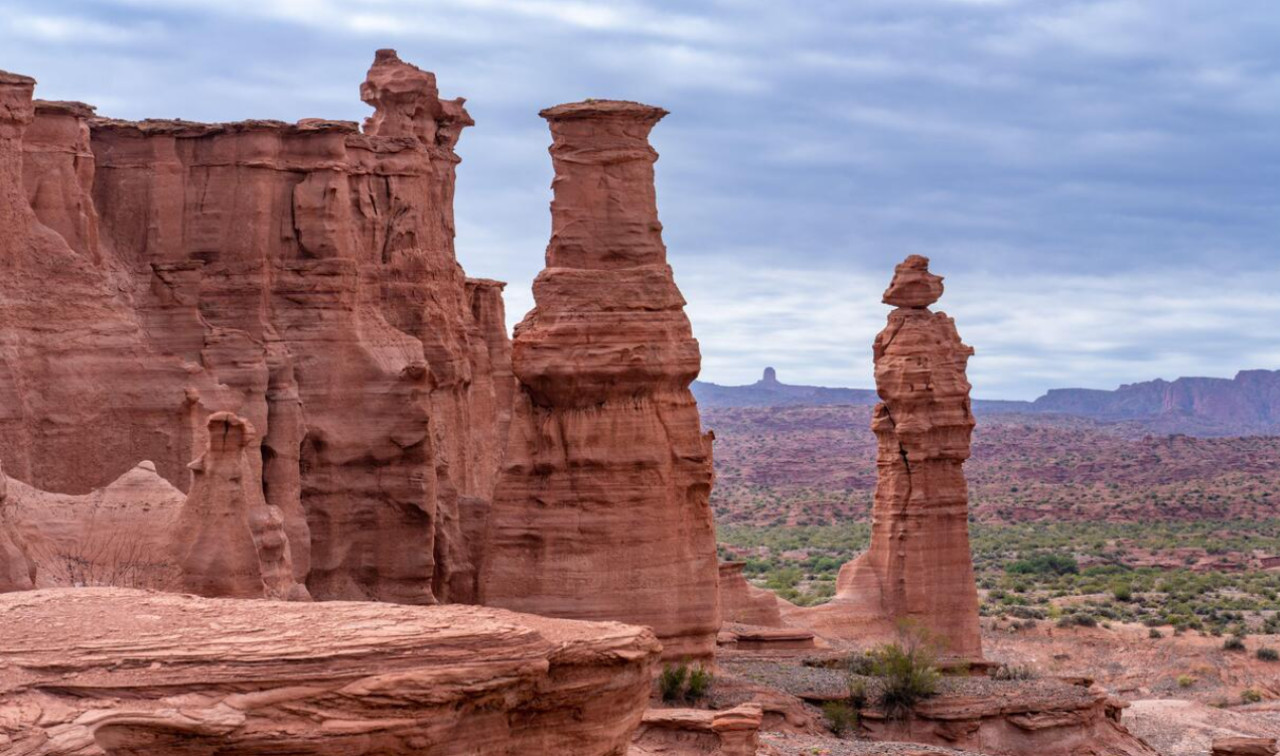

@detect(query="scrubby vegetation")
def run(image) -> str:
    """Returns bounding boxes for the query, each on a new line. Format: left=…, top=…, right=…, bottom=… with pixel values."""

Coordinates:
left=719, top=519, right=1280, bottom=632
left=658, top=660, right=714, bottom=704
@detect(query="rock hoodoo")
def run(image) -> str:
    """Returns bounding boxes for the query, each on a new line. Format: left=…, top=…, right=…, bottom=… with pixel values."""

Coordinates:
left=796, top=255, right=982, bottom=661
left=0, top=588, right=661, bottom=755
left=0, top=53, right=513, bottom=604
left=480, top=100, right=720, bottom=659
left=176, top=412, right=308, bottom=600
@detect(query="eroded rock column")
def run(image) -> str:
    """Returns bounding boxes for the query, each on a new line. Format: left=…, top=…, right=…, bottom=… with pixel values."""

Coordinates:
left=797, top=255, right=982, bottom=661
left=480, top=100, right=720, bottom=659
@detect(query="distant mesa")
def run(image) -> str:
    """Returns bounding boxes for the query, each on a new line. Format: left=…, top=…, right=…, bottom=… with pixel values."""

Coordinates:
left=694, top=367, right=1280, bottom=437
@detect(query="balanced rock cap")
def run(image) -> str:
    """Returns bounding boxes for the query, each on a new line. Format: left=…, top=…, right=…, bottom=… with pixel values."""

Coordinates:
left=882, top=254, right=944, bottom=308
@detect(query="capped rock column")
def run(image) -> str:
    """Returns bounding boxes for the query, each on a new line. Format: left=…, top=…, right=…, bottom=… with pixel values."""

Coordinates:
left=480, top=101, right=719, bottom=660
left=796, top=255, right=982, bottom=661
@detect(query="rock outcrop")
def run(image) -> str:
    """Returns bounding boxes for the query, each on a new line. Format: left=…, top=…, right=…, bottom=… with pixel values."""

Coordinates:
left=3, top=459, right=183, bottom=590
left=0, top=53, right=513, bottom=604
left=719, top=561, right=785, bottom=627
left=629, top=704, right=763, bottom=756
left=480, top=100, right=720, bottom=659
left=0, top=460, right=36, bottom=592
left=795, top=255, right=982, bottom=661
left=1213, top=738, right=1279, bottom=756
left=0, top=587, right=661, bottom=755
left=175, top=412, right=308, bottom=600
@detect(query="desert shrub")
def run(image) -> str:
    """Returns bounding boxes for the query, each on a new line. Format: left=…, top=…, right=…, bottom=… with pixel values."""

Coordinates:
left=686, top=665, right=714, bottom=701
left=845, top=652, right=876, bottom=676
left=1149, top=628, right=1163, bottom=639
left=1056, top=613, right=1097, bottom=629
left=823, top=701, right=857, bottom=736
left=1008, top=552, right=1078, bottom=576
left=1112, top=584, right=1134, bottom=602
left=1257, top=647, right=1279, bottom=662
left=659, top=662, right=688, bottom=702
left=1242, top=688, right=1264, bottom=704
left=870, top=626, right=940, bottom=718
left=846, top=677, right=868, bottom=709
left=1223, top=636, right=1246, bottom=652
left=1177, top=674, right=1195, bottom=688
left=990, top=663, right=1037, bottom=681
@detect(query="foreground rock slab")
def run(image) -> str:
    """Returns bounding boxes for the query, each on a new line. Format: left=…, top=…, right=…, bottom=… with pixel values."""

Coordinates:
left=628, top=704, right=763, bottom=756
left=0, top=588, right=660, bottom=755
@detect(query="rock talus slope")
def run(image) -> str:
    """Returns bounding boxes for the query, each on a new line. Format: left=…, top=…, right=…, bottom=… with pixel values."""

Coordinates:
left=0, top=588, right=661, bottom=755
left=796, top=255, right=982, bottom=660
left=481, top=100, right=720, bottom=660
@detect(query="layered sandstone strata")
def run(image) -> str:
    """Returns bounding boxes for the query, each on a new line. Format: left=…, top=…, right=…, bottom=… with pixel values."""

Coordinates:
left=796, top=255, right=982, bottom=660
left=629, top=704, right=763, bottom=756
left=719, top=561, right=785, bottom=627
left=0, top=588, right=661, bottom=755
left=0, top=52, right=513, bottom=603
left=480, top=100, right=720, bottom=659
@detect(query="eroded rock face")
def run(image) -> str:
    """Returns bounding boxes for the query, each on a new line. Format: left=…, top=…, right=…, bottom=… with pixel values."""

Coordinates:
left=480, top=100, right=720, bottom=660
left=0, top=588, right=661, bottom=755
left=0, top=53, right=513, bottom=605
left=0, top=459, right=36, bottom=592
left=176, top=413, right=308, bottom=600
left=719, top=561, right=784, bottom=628
left=4, top=459, right=183, bottom=590
left=795, top=255, right=982, bottom=660
left=629, top=704, right=763, bottom=756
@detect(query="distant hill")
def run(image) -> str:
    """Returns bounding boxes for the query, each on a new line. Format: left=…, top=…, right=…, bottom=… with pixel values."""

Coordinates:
left=693, top=367, right=1280, bottom=437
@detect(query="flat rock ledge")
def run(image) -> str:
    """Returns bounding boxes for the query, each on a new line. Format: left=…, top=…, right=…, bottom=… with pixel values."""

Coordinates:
left=0, top=588, right=661, bottom=755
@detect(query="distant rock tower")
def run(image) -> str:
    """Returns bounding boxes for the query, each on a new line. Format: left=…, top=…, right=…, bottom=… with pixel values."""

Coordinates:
left=480, top=100, right=720, bottom=660
left=761, top=366, right=778, bottom=384
left=796, top=255, right=982, bottom=661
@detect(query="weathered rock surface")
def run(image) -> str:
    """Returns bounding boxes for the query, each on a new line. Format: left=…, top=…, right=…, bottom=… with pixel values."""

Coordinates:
left=1214, top=738, right=1280, bottom=756
left=795, top=255, right=982, bottom=661
left=480, top=100, right=719, bottom=659
left=0, top=460, right=36, bottom=592
left=0, top=52, right=513, bottom=604
left=3, top=459, right=183, bottom=590
left=861, top=684, right=1156, bottom=756
left=719, top=561, right=784, bottom=628
left=628, top=704, right=763, bottom=756
left=0, top=587, right=661, bottom=755
left=176, top=412, right=307, bottom=600
left=1124, top=699, right=1280, bottom=756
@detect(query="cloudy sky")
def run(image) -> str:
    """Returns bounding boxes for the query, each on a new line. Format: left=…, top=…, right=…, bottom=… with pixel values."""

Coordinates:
left=4, top=1, right=1279, bottom=399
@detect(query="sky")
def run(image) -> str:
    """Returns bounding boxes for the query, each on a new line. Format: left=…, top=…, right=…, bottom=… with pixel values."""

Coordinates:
left=3, top=0, right=1279, bottom=399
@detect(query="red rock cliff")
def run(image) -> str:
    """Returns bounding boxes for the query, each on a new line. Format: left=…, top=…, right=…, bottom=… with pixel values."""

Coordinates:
left=796, top=255, right=982, bottom=661
left=0, top=53, right=513, bottom=604
left=480, top=100, right=720, bottom=659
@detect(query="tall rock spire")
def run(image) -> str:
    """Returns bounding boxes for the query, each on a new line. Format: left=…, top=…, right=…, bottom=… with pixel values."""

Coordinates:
left=797, top=255, right=982, bottom=661
left=480, top=100, right=720, bottom=660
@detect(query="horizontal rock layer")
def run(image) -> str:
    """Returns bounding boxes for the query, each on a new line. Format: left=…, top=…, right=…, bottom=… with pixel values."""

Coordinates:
left=0, top=587, right=660, bottom=755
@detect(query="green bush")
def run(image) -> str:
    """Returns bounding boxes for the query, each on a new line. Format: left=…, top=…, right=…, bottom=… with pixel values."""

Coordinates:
left=659, top=662, right=689, bottom=702
left=1149, top=628, right=1163, bottom=639
left=686, top=665, right=714, bottom=701
left=1008, top=552, right=1079, bottom=576
left=1242, top=688, right=1263, bottom=704
left=846, top=677, right=868, bottom=709
left=822, top=701, right=857, bottom=736
left=1223, top=636, right=1246, bottom=652
left=870, top=627, right=940, bottom=718
left=1112, top=584, right=1134, bottom=602
left=1257, top=647, right=1279, bottom=662
left=1177, top=674, right=1195, bottom=688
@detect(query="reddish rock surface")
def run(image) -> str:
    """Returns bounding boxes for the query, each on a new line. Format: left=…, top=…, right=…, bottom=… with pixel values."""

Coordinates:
left=629, top=704, right=763, bottom=756
left=0, top=53, right=513, bottom=604
left=1213, top=738, right=1279, bottom=756
left=796, top=255, right=982, bottom=660
left=4, top=459, right=183, bottom=590
left=0, top=587, right=661, bottom=755
left=480, top=100, right=720, bottom=660
left=175, top=413, right=308, bottom=600
left=719, top=561, right=785, bottom=627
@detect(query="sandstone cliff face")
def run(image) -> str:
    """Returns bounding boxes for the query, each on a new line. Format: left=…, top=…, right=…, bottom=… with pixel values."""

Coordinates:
left=719, top=561, right=784, bottom=628
left=796, top=255, right=982, bottom=661
left=0, top=588, right=661, bottom=755
left=480, top=100, right=720, bottom=660
left=0, top=53, right=513, bottom=604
